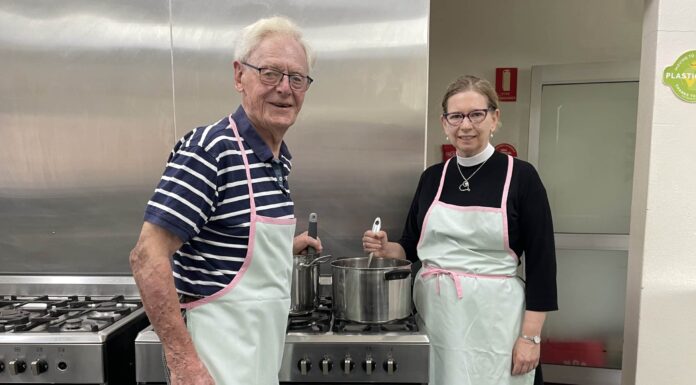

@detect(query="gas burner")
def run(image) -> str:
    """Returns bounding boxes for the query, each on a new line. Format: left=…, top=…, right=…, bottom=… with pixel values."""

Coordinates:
left=64, top=318, right=83, bottom=329
left=0, top=309, right=31, bottom=325
left=287, top=311, right=331, bottom=333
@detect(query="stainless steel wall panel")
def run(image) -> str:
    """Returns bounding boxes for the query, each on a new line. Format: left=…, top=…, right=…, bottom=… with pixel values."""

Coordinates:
left=0, top=0, right=174, bottom=274
left=170, top=0, right=429, bottom=260
left=0, top=0, right=428, bottom=274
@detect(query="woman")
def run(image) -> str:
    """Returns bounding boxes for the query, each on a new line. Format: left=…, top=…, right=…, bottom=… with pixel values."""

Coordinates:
left=363, top=75, right=557, bottom=385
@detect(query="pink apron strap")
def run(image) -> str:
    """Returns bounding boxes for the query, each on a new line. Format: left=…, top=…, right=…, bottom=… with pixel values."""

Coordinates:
left=227, top=115, right=256, bottom=216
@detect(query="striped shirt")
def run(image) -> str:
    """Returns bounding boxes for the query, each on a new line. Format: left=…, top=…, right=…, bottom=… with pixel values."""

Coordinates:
left=144, top=106, right=294, bottom=297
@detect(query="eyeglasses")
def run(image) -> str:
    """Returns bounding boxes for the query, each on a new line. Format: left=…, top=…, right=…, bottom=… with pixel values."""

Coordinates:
left=442, top=108, right=495, bottom=126
left=242, top=62, right=313, bottom=91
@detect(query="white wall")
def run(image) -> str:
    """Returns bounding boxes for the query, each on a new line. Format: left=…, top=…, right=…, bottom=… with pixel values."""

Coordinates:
left=428, top=0, right=644, bottom=166
left=624, top=0, right=696, bottom=383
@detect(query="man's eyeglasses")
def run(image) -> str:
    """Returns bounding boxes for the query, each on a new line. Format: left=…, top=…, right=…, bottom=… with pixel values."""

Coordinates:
left=442, top=108, right=495, bottom=126
left=242, top=62, right=313, bottom=91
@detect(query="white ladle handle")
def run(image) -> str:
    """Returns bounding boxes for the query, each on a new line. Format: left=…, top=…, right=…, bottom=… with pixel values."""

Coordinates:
left=367, top=217, right=382, bottom=267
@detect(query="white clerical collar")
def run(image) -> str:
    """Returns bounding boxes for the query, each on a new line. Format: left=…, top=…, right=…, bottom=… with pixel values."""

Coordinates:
left=456, top=144, right=494, bottom=167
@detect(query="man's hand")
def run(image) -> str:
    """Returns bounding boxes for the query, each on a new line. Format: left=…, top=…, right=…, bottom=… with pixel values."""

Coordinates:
left=293, top=231, right=322, bottom=255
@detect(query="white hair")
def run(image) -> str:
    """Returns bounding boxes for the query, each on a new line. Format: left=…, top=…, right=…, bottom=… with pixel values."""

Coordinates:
left=234, top=16, right=315, bottom=72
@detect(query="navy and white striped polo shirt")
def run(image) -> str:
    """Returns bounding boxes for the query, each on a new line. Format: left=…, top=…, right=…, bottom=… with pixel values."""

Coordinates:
left=144, top=106, right=294, bottom=297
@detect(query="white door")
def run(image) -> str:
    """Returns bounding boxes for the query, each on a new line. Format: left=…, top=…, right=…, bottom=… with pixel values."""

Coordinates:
left=528, top=61, right=639, bottom=385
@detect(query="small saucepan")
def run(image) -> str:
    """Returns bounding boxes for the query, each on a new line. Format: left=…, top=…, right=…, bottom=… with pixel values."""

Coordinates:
left=290, top=254, right=332, bottom=316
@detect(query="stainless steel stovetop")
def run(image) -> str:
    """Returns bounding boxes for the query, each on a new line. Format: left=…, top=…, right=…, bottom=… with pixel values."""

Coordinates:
left=135, top=297, right=429, bottom=384
left=0, top=276, right=148, bottom=384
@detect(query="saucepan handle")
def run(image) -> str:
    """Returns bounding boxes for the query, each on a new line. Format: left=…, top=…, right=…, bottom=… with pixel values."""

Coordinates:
left=299, top=255, right=332, bottom=268
left=384, top=268, right=412, bottom=281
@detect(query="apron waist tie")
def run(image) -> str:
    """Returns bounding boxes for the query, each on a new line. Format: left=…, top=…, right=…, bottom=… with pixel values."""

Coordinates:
left=421, top=265, right=516, bottom=299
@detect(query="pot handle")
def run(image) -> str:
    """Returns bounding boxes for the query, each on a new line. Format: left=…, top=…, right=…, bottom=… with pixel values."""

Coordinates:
left=299, top=255, right=332, bottom=268
left=384, top=268, right=411, bottom=281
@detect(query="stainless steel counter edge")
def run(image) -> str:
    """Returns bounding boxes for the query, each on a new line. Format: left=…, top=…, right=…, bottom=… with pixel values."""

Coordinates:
left=139, top=327, right=431, bottom=345
left=285, top=332, right=429, bottom=344
left=0, top=275, right=140, bottom=297
left=136, top=325, right=161, bottom=343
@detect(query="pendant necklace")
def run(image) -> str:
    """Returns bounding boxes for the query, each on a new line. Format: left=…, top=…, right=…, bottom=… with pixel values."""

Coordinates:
left=455, top=158, right=488, bottom=192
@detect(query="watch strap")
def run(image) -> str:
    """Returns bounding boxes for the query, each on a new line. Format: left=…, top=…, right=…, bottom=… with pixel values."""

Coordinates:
left=520, top=335, right=541, bottom=344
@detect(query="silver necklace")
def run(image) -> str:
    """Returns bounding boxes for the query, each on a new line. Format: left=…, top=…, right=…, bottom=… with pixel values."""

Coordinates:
left=455, top=158, right=489, bottom=192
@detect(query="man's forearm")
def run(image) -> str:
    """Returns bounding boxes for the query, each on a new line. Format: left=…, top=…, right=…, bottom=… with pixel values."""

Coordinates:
left=129, top=223, right=199, bottom=368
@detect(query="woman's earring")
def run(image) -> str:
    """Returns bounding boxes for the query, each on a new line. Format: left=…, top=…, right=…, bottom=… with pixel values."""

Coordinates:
left=446, top=136, right=449, bottom=141
left=490, top=132, right=494, bottom=138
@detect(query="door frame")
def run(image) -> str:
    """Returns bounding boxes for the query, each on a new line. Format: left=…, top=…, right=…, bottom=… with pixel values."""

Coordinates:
left=527, top=61, right=639, bottom=385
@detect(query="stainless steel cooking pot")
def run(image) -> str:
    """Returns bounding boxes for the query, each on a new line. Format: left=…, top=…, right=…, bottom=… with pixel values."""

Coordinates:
left=331, top=257, right=412, bottom=323
left=290, top=254, right=331, bottom=315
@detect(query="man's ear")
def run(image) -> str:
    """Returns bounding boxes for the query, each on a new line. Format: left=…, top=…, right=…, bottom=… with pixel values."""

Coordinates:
left=233, top=61, right=244, bottom=92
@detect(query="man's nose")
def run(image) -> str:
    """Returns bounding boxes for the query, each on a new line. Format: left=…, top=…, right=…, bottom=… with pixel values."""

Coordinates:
left=275, top=74, right=292, bottom=93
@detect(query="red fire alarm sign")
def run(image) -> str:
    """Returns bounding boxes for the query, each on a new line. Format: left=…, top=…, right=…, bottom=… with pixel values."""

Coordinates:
left=495, top=68, right=518, bottom=102
left=495, top=143, right=518, bottom=157
left=442, top=144, right=456, bottom=162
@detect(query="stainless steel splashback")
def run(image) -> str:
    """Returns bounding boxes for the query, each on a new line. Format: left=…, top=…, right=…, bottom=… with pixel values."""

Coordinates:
left=0, top=0, right=429, bottom=274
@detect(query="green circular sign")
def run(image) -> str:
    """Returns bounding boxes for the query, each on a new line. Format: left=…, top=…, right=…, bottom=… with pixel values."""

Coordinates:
left=663, top=50, right=696, bottom=103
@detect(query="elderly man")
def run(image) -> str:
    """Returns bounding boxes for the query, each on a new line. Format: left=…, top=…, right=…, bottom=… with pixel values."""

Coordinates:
left=129, top=16, right=321, bottom=385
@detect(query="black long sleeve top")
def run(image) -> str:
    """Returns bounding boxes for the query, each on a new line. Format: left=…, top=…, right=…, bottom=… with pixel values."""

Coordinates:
left=398, top=151, right=558, bottom=311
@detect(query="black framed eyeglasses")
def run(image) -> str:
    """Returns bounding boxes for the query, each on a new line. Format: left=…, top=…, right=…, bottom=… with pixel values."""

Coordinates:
left=242, top=62, right=313, bottom=91
left=442, top=107, right=495, bottom=126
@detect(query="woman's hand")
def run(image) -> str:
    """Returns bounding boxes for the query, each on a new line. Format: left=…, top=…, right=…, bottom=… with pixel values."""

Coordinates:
left=362, top=230, right=388, bottom=257
left=511, top=337, right=540, bottom=375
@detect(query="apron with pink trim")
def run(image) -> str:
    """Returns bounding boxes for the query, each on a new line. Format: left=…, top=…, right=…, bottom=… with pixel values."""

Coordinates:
left=180, top=116, right=296, bottom=385
left=414, top=155, right=534, bottom=385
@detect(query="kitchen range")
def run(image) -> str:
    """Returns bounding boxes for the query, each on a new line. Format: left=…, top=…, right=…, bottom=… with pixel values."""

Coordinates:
left=135, top=296, right=429, bottom=384
left=0, top=276, right=148, bottom=384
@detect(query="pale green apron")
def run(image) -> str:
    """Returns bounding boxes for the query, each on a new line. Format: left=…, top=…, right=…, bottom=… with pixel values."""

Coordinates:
left=414, top=155, right=534, bottom=385
left=180, top=116, right=296, bottom=385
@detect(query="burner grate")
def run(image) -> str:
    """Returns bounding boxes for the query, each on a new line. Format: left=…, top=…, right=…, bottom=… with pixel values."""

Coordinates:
left=0, top=295, right=142, bottom=333
left=333, top=315, right=419, bottom=333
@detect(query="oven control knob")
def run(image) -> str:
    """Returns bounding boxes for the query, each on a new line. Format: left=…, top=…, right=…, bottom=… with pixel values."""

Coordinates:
left=0, top=361, right=4, bottom=373
left=383, top=357, right=398, bottom=374
left=31, top=359, right=49, bottom=375
left=8, top=359, right=27, bottom=375
left=297, top=358, right=311, bottom=375
left=320, top=357, right=333, bottom=375
left=341, top=357, right=355, bottom=374
left=362, top=357, right=376, bottom=375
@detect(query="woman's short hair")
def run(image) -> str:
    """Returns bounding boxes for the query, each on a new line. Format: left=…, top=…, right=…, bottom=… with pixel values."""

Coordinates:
left=441, top=75, right=500, bottom=114
left=234, top=16, right=315, bottom=72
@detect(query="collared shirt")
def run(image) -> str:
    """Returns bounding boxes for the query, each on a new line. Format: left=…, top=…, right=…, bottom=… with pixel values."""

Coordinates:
left=144, top=106, right=294, bottom=297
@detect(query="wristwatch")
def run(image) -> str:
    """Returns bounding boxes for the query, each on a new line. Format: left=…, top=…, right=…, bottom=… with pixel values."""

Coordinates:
left=520, top=335, right=541, bottom=344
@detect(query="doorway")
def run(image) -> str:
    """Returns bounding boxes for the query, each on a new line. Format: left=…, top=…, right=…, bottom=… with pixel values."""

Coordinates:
left=527, top=61, right=640, bottom=385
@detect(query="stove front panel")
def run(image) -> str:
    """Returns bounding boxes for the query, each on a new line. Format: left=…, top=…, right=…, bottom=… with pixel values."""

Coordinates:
left=0, top=301, right=147, bottom=384
left=0, top=343, right=106, bottom=383
left=278, top=334, right=430, bottom=383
